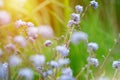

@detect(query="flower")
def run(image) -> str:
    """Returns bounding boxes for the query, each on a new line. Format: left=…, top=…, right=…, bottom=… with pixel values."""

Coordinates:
left=75, top=5, right=83, bottom=14
left=42, top=69, right=53, bottom=77
left=19, top=68, right=33, bottom=80
left=59, top=75, right=75, bottom=80
left=14, top=19, right=26, bottom=28
left=58, top=58, right=70, bottom=66
left=56, top=45, right=69, bottom=57
left=90, top=0, right=98, bottom=9
left=87, top=57, right=99, bottom=67
left=9, top=55, right=22, bottom=67
left=71, top=31, right=88, bottom=45
left=62, top=68, right=73, bottom=76
left=0, top=11, right=11, bottom=26
left=38, top=25, right=54, bottom=38
left=67, top=20, right=75, bottom=27
left=0, top=63, right=8, bottom=79
left=26, top=22, right=34, bottom=27
left=27, top=27, right=38, bottom=39
left=30, top=54, right=46, bottom=67
left=88, top=42, right=98, bottom=51
left=71, top=13, right=80, bottom=24
left=14, top=35, right=27, bottom=47
left=112, top=61, right=120, bottom=69
left=4, top=43, right=16, bottom=52
left=44, top=40, right=53, bottom=47
left=48, top=61, right=59, bottom=68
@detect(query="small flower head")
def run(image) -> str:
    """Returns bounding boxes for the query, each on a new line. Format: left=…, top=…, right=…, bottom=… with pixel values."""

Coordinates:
left=56, top=45, right=69, bottom=57
left=9, top=55, right=22, bottom=67
left=59, top=75, right=75, bottom=80
left=19, top=68, right=33, bottom=80
left=30, top=54, right=46, bottom=67
left=14, top=35, right=27, bottom=47
left=27, top=27, right=38, bottom=39
left=44, top=40, right=53, bottom=47
left=88, top=42, right=98, bottom=51
left=87, top=57, right=99, bottom=67
left=0, top=63, right=8, bottom=79
left=14, top=19, right=26, bottom=28
left=112, top=61, right=120, bottom=69
left=90, top=0, right=98, bottom=9
left=67, top=20, right=75, bottom=27
left=0, top=11, right=11, bottom=26
left=71, top=31, right=88, bottom=45
left=4, top=43, right=16, bottom=52
left=48, top=61, right=59, bottom=68
left=71, top=13, right=80, bottom=24
left=62, top=68, right=73, bottom=76
left=42, top=69, right=53, bottom=77
left=26, top=22, right=34, bottom=27
left=58, top=58, right=70, bottom=66
left=75, top=5, right=83, bottom=14
left=38, top=25, right=54, bottom=38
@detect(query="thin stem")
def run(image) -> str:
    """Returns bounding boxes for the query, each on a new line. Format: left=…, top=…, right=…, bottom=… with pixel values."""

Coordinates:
left=112, top=69, right=118, bottom=80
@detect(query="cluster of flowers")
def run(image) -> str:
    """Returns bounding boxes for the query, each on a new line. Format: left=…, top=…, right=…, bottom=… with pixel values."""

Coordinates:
left=1, top=0, right=116, bottom=80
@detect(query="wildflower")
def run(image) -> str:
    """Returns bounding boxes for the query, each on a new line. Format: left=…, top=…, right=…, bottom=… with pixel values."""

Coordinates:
left=88, top=42, right=98, bottom=51
left=62, top=68, right=73, bottom=76
left=112, top=61, right=120, bottom=69
left=71, top=31, right=88, bottom=45
left=19, top=68, right=33, bottom=80
left=0, top=49, right=3, bottom=56
left=87, top=57, right=99, bottom=67
left=0, top=11, right=11, bottom=26
left=90, top=0, right=98, bottom=9
left=48, top=61, right=59, bottom=68
left=0, top=63, right=8, bottom=79
left=75, top=5, right=83, bottom=14
left=38, top=25, right=54, bottom=38
left=30, top=54, right=46, bottom=67
left=4, top=43, right=16, bottom=52
left=56, top=45, right=69, bottom=57
left=42, top=69, right=53, bottom=77
left=9, top=55, right=22, bottom=67
left=44, top=40, right=53, bottom=47
left=26, top=22, right=34, bottom=27
left=71, top=13, right=80, bottom=24
left=14, top=35, right=27, bottom=47
left=67, top=20, right=75, bottom=27
left=14, top=19, right=26, bottom=28
left=58, top=58, right=70, bottom=66
left=59, top=75, right=75, bottom=80
left=27, top=27, right=38, bottom=39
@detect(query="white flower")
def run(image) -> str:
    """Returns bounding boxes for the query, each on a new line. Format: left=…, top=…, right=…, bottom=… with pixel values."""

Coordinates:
left=0, top=11, right=11, bottom=26
left=14, top=35, right=27, bottom=47
left=56, top=45, right=69, bottom=57
left=38, top=25, right=54, bottom=38
left=71, top=13, right=80, bottom=24
left=30, top=54, right=45, bottom=67
left=112, top=61, right=120, bottom=69
left=59, top=75, right=75, bottom=80
left=71, top=31, right=88, bottom=45
left=62, top=68, right=73, bottom=76
left=42, top=69, right=53, bottom=77
left=27, top=27, right=38, bottom=39
left=90, top=0, right=98, bottom=9
left=48, top=61, right=59, bottom=68
left=19, top=68, right=33, bottom=80
left=75, top=5, right=83, bottom=14
left=88, top=42, right=98, bottom=51
left=44, top=40, right=53, bottom=47
left=14, top=19, right=26, bottom=28
left=87, top=57, right=99, bottom=67
left=0, top=49, right=3, bottom=56
left=4, top=43, right=16, bottom=52
left=58, top=58, right=70, bottom=66
left=9, top=55, right=22, bottom=67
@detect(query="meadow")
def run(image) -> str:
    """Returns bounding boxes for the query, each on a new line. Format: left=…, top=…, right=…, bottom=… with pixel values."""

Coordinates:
left=0, top=0, right=120, bottom=80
